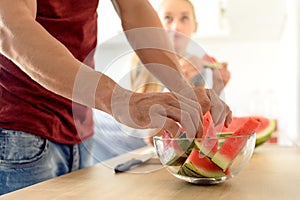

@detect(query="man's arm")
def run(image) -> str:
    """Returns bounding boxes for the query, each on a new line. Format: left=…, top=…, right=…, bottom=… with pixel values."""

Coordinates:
left=0, top=0, right=208, bottom=137
left=112, top=0, right=192, bottom=93
left=0, top=0, right=117, bottom=115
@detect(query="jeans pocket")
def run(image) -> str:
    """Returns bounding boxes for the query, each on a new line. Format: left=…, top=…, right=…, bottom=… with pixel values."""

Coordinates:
left=0, top=129, right=48, bottom=167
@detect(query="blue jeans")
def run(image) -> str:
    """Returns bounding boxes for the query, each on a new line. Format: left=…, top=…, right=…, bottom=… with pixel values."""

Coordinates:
left=0, top=128, right=94, bottom=195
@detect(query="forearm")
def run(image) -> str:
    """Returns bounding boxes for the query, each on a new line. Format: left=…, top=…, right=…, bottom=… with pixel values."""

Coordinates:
left=212, top=84, right=224, bottom=96
left=0, top=2, right=80, bottom=98
left=113, top=0, right=191, bottom=93
left=0, top=0, right=120, bottom=115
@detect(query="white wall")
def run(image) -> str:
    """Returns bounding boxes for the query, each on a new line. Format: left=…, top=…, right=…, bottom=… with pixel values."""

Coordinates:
left=196, top=0, right=300, bottom=145
left=193, top=0, right=300, bottom=145
left=198, top=41, right=280, bottom=116
left=95, top=0, right=300, bottom=145
left=197, top=40, right=294, bottom=145
left=278, top=0, right=300, bottom=145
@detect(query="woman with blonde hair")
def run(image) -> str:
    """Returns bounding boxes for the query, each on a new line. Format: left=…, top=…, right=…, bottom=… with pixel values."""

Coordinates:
left=131, top=0, right=230, bottom=94
left=130, top=0, right=231, bottom=143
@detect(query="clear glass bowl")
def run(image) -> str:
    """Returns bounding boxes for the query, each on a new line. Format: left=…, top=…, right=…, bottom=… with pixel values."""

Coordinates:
left=153, top=133, right=256, bottom=185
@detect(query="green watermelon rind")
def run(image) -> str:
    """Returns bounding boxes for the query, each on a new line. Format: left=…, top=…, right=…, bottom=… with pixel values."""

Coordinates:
left=178, top=162, right=205, bottom=178
left=194, top=139, right=217, bottom=158
left=166, top=154, right=187, bottom=166
left=177, top=139, right=195, bottom=155
left=179, top=160, right=225, bottom=178
left=164, top=149, right=187, bottom=166
left=164, top=139, right=194, bottom=166
left=255, top=119, right=276, bottom=147
left=210, top=153, right=232, bottom=171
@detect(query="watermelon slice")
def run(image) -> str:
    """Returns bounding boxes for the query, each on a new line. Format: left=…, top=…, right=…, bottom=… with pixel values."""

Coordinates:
left=221, top=116, right=277, bottom=147
left=194, top=112, right=218, bottom=158
left=178, top=148, right=225, bottom=178
left=254, top=117, right=277, bottom=147
left=211, top=118, right=260, bottom=171
left=161, top=131, right=193, bottom=166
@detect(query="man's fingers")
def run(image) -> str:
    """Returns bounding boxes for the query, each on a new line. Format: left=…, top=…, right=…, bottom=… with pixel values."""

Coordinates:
left=163, top=118, right=182, bottom=138
left=195, top=116, right=204, bottom=138
left=206, top=89, right=227, bottom=126
left=161, top=103, right=199, bottom=138
left=174, top=94, right=202, bottom=138
left=224, top=108, right=232, bottom=128
left=148, top=93, right=202, bottom=138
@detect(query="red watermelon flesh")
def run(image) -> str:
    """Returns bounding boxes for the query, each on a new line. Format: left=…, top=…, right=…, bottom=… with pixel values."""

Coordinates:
left=162, top=130, right=172, bottom=147
left=162, top=131, right=191, bottom=166
left=194, top=112, right=218, bottom=158
left=178, top=148, right=225, bottom=178
left=221, top=116, right=276, bottom=147
left=211, top=118, right=260, bottom=171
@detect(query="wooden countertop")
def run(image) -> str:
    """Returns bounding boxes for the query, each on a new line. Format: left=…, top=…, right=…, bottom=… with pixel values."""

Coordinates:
left=1, top=144, right=300, bottom=200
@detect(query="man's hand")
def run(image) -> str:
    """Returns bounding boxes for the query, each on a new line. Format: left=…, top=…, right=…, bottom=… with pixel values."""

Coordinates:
left=109, top=85, right=231, bottom=139
left=111, top=88, right=204, bottom=139
left=177, top=86, right=232, bottom=138
left=204, top=88, right=232, bottom=133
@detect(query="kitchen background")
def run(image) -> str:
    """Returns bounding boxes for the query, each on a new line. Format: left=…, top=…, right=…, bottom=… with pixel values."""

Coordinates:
left=94, top=0, right=300, bottom=145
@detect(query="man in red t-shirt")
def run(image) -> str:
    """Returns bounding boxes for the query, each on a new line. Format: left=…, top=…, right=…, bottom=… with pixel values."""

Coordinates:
left=0, top=0, right=232, bottom=194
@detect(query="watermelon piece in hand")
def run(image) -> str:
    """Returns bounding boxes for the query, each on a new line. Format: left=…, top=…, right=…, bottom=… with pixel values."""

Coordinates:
left=211, top=118, right=260, bottom=171
left=178, top=148, right=225, bottom=178
left=194, top=112, right=218, bottom=158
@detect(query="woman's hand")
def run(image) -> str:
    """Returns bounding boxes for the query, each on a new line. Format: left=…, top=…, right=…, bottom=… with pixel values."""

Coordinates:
left=179, top=56, right=205, bottom=81
left=212, top=62, right=231, bottom=95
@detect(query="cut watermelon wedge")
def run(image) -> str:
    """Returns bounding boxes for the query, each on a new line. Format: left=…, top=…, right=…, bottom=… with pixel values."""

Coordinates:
left=211, top=118, right=260, bottom=171
left=194, top=112, right=218, bottom=158
left=254, top=117, right=277, bottom=147
left=178, top=148, right=225, bottom=178
left=161, top=131, right=193, bottom=166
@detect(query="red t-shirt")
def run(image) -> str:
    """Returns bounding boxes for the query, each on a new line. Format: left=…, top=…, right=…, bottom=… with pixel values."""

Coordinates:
left=0, top=0, right=99, bottom=144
